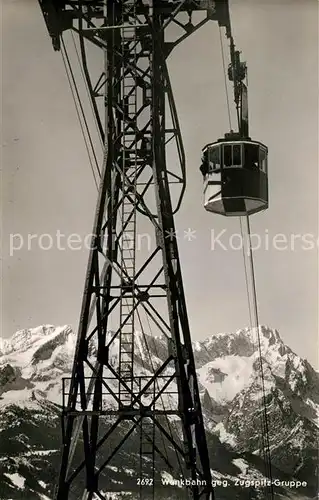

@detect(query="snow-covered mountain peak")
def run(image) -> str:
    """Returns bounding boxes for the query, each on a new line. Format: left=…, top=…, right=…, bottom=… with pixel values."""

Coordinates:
left=1, top=325, right=73, bottom=357
left=0, top=326, right=76, bottom=408
left=192, top=325, right=319, bottom=427
left=208, top=324, right=283, bottom=349
left=194, top=325, right=290, bottom=368
left=0, top=324, right=318, bottom=499
left=1, top=324, right=317, bottom=422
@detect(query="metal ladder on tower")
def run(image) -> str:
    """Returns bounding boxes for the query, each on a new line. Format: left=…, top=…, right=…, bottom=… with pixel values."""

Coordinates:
left=118, top=10, right=139, bottom=406
left=139, top=414, right=156, bottom=498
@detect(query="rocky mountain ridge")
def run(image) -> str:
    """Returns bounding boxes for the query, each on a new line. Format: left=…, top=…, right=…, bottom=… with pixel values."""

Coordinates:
left=0, top=324, right=318, bottom=500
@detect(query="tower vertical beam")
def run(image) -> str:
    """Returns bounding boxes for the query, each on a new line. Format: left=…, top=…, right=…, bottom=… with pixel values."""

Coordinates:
left=150, top=11, right=213, bottom=498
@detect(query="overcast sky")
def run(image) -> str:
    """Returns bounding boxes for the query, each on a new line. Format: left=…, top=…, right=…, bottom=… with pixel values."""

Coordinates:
left=2, top=0, right=318, bottom=368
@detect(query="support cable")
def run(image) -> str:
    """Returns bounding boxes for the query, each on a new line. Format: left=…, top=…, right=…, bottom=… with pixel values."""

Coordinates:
left=239, top=216, right=270, bottom=499
left=61, top=47, right=99, bottom=189
left=239, top=217, right=267, bottom=465
left=219, top=27, right=232, bottom=131
left=71, top=32, right=104, bottom=150
left=240, top=216, right=274, bottom=499
left=219, top=24, right=273, bottom=494
left=61, top=37, right=101, bottom=183
left=239, top=217, right=253, bottom=329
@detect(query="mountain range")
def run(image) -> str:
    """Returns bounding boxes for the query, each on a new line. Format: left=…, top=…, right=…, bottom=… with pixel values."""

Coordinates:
left=0, top=325, right=318, bottom=500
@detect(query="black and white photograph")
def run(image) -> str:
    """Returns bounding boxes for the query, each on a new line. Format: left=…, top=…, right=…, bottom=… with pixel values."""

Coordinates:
left=1, top=0, right=318, bottom=499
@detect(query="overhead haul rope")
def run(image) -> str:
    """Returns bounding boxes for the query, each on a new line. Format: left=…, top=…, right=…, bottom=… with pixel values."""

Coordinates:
left=71, top=31, right=104, bottom=151
left=240, top=216, right=274, bottom=499
left=61, top=31, right=185, bottom=486
left=219, top=27, right=232, bottom=131
left=239, top=218, right=253, bottom=333
left=61, top=36, right=100, bottom=187
left=219, top=19, right=274, bottom=497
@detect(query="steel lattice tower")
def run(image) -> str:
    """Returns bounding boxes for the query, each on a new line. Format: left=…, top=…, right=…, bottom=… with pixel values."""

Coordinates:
left=38, top=1, right=231, bottom=499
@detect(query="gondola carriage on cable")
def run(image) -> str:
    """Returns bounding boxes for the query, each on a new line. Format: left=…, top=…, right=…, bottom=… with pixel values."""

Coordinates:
left=200, top=132, right=268, bottom=217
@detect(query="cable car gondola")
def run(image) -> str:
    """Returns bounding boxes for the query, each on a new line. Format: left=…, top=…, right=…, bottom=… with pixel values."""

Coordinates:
left=200, top=132, right=268, bottom=216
